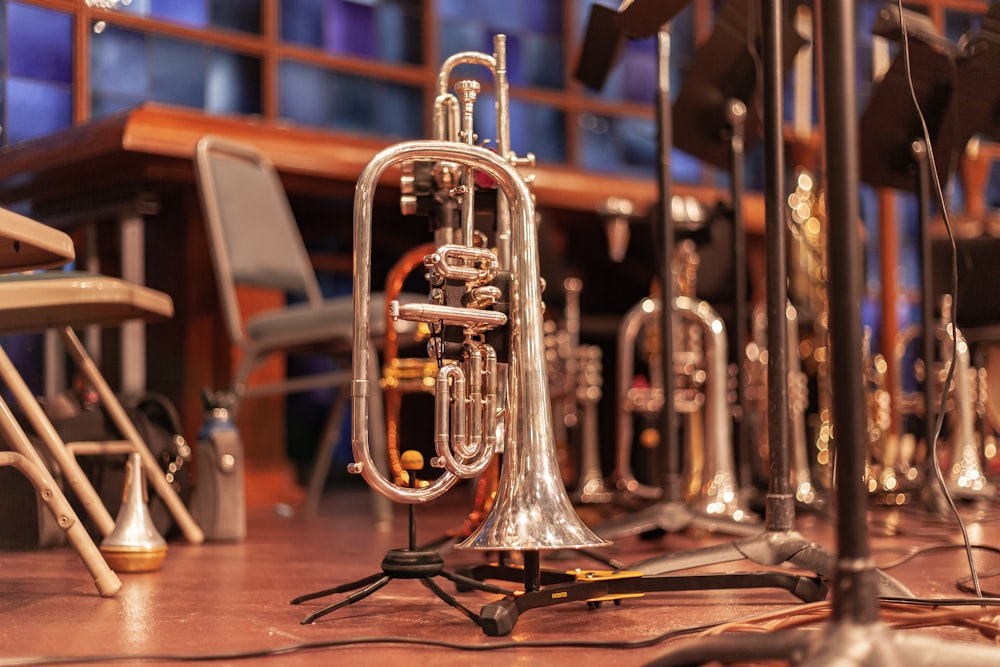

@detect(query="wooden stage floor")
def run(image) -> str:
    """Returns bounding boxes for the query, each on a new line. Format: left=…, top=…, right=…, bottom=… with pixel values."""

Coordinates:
left=4, top=477, right=1000, bottom=666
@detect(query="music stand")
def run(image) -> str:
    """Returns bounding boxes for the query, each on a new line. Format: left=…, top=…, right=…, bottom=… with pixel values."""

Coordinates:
left=941, top=2, right=1000, bottom=149
left=645, top=3, right=1000, bottom=664
left=671, top=0, right=808, bottom=509
left=616, top=1, right=916, bottom=598
left=575, top=0, right=768, bottom=544
left=859, top=9, right=965, bottom=506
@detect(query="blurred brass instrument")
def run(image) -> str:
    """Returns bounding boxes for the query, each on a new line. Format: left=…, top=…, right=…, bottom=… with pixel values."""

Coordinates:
left=745, top=301, right=818, bottom=506
left=613, top=240, right=756, bottom=522
left=939, top=296, right=994, bottom=499
left=786, top=169, right=835, bottom=496
left=546, top=277, right=612, bottom=504
left=352, top=35, right=605, bottom=552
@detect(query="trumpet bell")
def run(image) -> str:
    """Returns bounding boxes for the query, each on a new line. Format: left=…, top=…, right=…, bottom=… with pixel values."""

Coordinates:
left=456, top=431, right=610, bottom=550
left=100, top=452, right=168, bottom=572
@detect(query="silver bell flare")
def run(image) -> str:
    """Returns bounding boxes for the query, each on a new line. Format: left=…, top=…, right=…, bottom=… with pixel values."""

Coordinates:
left=100, top=452, right=167, bottom=572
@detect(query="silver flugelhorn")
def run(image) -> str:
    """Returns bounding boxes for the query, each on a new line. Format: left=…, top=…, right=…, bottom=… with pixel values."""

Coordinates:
left=352, top=140, right=605, bottom=550
left=613, top=294, right=755, bottom=522
left=940, top=296, right=993, bottom=499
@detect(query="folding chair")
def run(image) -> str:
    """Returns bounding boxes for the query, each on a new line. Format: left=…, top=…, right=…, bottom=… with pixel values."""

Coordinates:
left=0, top=272, right=204, bottom=545
left=0, top=207, right=121, bottom=596
left=194, top=135, right=420, bottom=525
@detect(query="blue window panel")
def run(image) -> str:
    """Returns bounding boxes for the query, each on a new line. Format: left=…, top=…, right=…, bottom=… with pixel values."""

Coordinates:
left=279, top=60, right=335, bottom=126
left=5, top=77, right=72, bottom=145
left=587, top=36, right=658, bottom=103
left=520, top=35, right=564, bottom=89
left=519, top=102, right=566, bottom=163
left=579, top=113, right=658, bottom=177
left=438, top=0, right=479, bottom=20
left=376, top=2, right=422, bottom=64
left=744, top=142, right=765, bottom=192
left=325, top=1, right=377, bottom=58
left=496, top=33, right=524, bottom=83
left=151, top=0, right=208, bottom=27
left=672, top=150, right=703, bottom=185
left=621, top=44, right=657, bottom=105
left=206, top=51, right=262, bottom=115
left=438, top=21, right=491, bottom=79
left=90, top=25, right=148, bottom=98
left=525, top=0, right=562, bottom=36
left=281, top=0, right=324, bottom=46
left=91, top=92, right=145, bottom=118
left=118, top=0, right=151, bottom=17
left=484, top=1, right=524, bottom=34
left=468, top=93, right=564, bottom=161
left=377, top=83, right=424, bottom=138
left=471, top=92, right=498, bottom=148
left=329, top=71, right=377, bottom=132
left=150, top=37, right=207, bottom=108
left=213, top=0, right=261, bottom=33
left=7, top=3, right=72, bottom=83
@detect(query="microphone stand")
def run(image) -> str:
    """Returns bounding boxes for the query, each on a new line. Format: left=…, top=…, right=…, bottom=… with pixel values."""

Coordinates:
left=643, top=0, right=1000, bottom=663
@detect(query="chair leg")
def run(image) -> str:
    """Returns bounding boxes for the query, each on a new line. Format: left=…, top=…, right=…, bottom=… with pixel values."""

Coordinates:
left=302, top=391, right=349, bottom=516
left=302, top=347, right=393, bottom=530
left=365, top=347, right=394, bottom=531
left=59, top=327, right=205, bottom=545
left=0, top=344, right=117, bottom=537
left=0, top=399, right=122, bottom=597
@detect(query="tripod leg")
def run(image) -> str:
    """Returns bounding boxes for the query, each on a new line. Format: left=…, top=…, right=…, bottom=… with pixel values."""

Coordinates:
left=300, top=575, right=391, bottom=624
left=420, top=576, right=482, bottom=625
left=438, top=568, right=516, bottom=595
left=290, top=571, right=385, bottom=605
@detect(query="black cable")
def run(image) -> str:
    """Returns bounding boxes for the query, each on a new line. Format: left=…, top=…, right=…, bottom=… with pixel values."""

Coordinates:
left=894, top=0, right=981, bottom=598
left=0, top=619, right=727, bottom=666
left=873, top=541, right=1000, bottom=571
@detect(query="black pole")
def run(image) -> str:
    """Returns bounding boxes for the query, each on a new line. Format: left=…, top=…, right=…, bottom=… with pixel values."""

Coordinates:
left=915, top=141, right=936, bottom=472
left=656, top=28, right=682, bottom=502
left=762, top=0, right=794, bottom=531
left=727, top=100, right=751, bottom=495
left=820, top=0, right=880, bottom=625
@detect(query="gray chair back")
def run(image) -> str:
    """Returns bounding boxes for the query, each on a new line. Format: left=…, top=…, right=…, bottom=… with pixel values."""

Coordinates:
left=194, top=135, right=323, bottom=348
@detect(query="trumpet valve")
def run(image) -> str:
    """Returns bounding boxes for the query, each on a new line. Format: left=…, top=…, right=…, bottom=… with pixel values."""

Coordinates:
left=468, top=285, right=502, bottom=309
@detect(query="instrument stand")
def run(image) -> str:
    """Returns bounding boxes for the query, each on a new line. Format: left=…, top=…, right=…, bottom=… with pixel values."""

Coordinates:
left=290, top=452, right=513, bottom=625
left=473, top=548, right=829, bottom=637
left=646, top=2, right=1000, bottom=664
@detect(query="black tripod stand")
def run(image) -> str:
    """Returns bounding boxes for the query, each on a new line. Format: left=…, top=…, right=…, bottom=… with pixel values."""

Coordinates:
left=290, top=451, right=512, bottom=625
